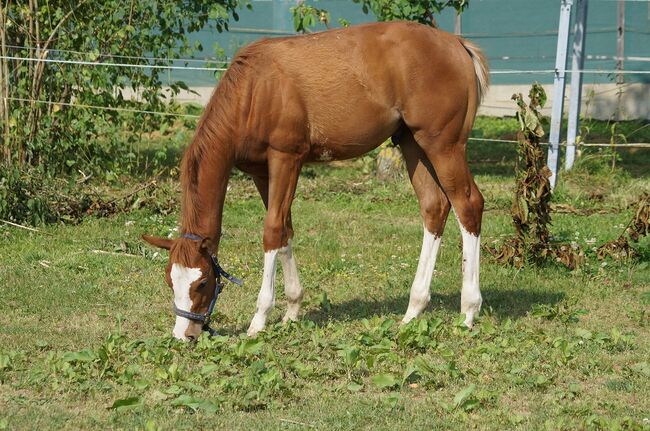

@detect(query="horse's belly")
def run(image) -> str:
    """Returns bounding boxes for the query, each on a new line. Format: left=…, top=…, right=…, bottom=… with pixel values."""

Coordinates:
left=306, top=105, right=401, bottom=162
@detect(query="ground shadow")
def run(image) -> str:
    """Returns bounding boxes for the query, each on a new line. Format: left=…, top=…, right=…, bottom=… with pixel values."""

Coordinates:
left=216, top=287, right=567, bottom=336
left=303, top=288, right=566, bottom=325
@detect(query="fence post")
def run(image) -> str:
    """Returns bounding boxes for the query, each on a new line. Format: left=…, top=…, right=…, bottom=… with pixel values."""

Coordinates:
left=616, top=0, right=625, bottom=120
left=548, top=0, right=573, bottom=189
left=616, top=0, right=625, bottom=86
left=565, top=0, right=589, bottom=171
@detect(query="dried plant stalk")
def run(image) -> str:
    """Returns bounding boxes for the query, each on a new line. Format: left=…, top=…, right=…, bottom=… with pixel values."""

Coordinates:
left=597, top=193, right=650, bottom=260
left=488, top=83, right=583, bottom=270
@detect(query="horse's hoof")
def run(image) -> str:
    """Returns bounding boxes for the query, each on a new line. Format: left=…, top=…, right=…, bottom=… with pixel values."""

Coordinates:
left=282, top=311, right=299, bottom=324
left=247, top=324, right=264, bottom=337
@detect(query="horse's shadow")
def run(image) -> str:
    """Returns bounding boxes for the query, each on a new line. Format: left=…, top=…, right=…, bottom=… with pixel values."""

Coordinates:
left=303, top=288, right=565, bottom=325
left=222, top=288, right=565, bottom=335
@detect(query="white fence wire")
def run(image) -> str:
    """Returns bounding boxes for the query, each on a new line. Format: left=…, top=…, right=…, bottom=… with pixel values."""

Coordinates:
left=2, top=54, right=650, bottom=76
left=2, top=51, right=648, bottom=149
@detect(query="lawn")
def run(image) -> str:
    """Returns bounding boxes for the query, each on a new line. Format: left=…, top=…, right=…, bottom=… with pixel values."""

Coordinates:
left=1, top=119, right=649, bottom=430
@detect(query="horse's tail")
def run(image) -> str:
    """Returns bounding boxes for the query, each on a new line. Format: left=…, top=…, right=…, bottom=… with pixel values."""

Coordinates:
left=459, top=38, right=490, bottom=103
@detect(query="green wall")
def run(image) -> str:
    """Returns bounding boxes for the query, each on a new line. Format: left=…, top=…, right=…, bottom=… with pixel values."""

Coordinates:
left=175, top=0, right=649, bottom=86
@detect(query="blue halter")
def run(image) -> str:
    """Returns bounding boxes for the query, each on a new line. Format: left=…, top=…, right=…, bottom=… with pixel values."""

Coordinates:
left=172, top=233, right=243, bottom=336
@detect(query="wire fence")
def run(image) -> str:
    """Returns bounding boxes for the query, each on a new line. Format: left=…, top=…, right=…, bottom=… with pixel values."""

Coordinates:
left=2, top=54, right=650, bottom=76
left=5, top=44, right=650, bottom=64
left=2, top=49, right=649, bottom=149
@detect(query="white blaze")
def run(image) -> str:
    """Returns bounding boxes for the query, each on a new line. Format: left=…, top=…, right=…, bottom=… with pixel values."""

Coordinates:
left=170, top=263, right=202, bottom=340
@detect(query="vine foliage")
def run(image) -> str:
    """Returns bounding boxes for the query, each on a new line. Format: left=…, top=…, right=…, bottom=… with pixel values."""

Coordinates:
left=597, top=193, right=650, bottom=259
left=0, top=0, right=242, bottom=175
left=352, top=0, right=468, bottom=24
left=291, top=0, right=468, bottom=33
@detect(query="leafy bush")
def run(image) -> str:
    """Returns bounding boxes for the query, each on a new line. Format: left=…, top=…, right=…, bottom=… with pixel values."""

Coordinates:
left=0, top=0, right=241, bottom=175
left=0, top=166, right=120, bottom=225
left=0, top=166, right=180, bottom=225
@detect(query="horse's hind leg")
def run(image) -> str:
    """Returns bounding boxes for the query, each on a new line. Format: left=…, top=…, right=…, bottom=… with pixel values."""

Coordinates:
left=396, top=130, right=451, bottom=323
left=248, top=153, right=304, bottom=336
left=405, top=109, right=484, bottom=327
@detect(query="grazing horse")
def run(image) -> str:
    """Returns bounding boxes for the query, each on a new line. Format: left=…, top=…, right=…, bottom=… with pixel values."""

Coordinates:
left=143, top=21, right=489, bottom=340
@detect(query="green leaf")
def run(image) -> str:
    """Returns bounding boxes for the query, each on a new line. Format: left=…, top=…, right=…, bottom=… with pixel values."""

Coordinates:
left=62, top=349, right=96, bottom=363
left=453, top=384, right=476, bottom=410
left=402, top=363, right=418, bottom=385
left=641, top=291, right=650, bottom=305
left=109, top=396, right=142, bottom=410
left=347, top=382, right=363, bottom=392
left=133, top=379, right=150, bottom=390
left=171, top=395, right=218, bottom=413
left=340, top=346, right=360, bottom=367
left=371, top=373, right=399, bottom=389
left=235, top=338, right=263, bottom=356
left=630, top=362, right=650, bottom=377
left=0, top=354, right=11, bottom=371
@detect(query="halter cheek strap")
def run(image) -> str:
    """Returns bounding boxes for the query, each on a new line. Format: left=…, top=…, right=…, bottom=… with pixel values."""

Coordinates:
left=181, top=233, right=203, bottom=242
left=172, top=233, right=243, bottom=336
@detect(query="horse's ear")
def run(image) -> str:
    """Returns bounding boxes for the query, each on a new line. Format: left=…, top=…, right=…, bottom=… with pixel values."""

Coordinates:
left=200, top=237, right=215, bottom=253
left=142, top=234, right=174, bottom=250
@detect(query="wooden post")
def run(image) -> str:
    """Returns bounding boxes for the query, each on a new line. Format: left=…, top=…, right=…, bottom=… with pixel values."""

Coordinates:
left=565, top=0, right=589, bottom=171
left=454, top=13, right=461, bottom=35
left=0, top=3, right=10, bottom=166
left=548, top=0, right=573, bottom=189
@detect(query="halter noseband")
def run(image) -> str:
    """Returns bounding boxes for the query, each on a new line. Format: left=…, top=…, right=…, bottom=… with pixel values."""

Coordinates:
left=172, top=233, right=243, bottom=336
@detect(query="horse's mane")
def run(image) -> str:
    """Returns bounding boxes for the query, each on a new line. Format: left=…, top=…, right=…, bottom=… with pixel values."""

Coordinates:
left=180, top=47, right=261, bottom=235
left=169, top=238, right=200, bottom=267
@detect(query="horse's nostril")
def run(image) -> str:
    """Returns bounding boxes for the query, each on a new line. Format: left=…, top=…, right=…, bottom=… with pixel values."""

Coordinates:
left=187, top=335, right=196, bottom=342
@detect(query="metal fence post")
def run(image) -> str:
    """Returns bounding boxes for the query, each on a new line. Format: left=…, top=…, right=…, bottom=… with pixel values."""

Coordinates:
left=565, top=0, right=589, bottom=171
left=548, top=0, right=573, bottom=189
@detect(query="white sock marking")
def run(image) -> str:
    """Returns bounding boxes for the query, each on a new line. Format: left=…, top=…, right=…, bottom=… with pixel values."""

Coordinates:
left=170, top=263, right=202, bottom=340
left=455, top=217, right=482, bottom=328
left=248, top=246, right=285, bottom=336
left=278, top=240, right=303, bottom=323
left=403, top=228, right=442, bottom=323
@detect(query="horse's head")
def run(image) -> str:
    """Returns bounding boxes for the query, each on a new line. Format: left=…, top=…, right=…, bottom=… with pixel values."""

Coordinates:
left=142, top=234, right=218, bottom=341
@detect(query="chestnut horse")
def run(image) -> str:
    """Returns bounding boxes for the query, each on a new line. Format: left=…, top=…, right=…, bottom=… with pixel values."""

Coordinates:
left=143, top=21, right=489, bottom=340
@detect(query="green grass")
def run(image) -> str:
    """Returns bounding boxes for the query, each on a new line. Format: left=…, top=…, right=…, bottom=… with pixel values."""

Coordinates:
left=1, top=120, right=650, bottom=430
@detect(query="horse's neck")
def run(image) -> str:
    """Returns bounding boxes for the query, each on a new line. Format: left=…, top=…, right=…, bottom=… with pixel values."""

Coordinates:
left=180, top=139, right=234, bottom=252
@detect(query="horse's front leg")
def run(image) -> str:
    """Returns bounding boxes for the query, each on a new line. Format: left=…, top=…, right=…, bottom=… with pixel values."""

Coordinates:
left=279, top=238, right=303, bottom=323
left=251, top=174, right=304, bottom=328
left=247, top=150, right=303, bottom=336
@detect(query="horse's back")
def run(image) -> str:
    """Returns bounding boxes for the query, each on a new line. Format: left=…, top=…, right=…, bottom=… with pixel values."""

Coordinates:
left=228, top=22, right=478, bottom=161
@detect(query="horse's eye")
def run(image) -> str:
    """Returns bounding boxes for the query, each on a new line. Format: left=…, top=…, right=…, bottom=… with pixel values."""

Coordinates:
left=197, top=280, right=208, bottom=289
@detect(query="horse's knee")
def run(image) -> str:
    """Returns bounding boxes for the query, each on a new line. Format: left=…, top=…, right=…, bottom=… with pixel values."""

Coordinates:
left=421, top=194, right=451, bottom=235
left=263, top=218, right=285, bottom=250
left=470, top=187, right=484, bottom=215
